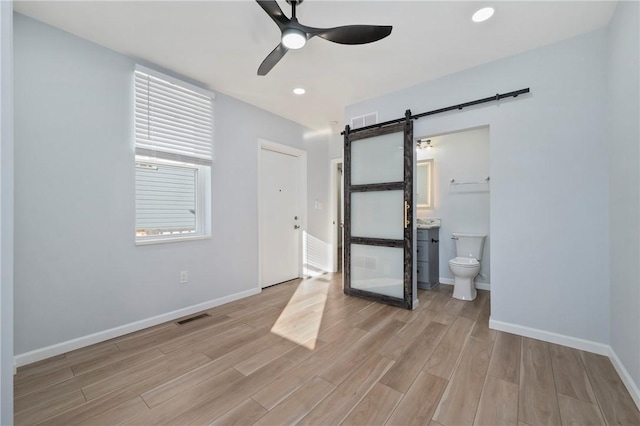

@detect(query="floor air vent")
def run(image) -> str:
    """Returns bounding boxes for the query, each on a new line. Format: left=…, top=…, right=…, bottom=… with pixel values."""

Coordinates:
left=176, top=313, right=210, bottom=325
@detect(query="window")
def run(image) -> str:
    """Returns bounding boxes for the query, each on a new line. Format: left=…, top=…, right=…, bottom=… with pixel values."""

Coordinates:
left=134, top=65, right=214, bottom=243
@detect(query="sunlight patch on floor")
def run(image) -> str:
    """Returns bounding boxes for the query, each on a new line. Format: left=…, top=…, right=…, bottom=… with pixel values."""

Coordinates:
left=270, top=279, right=330, bottom=350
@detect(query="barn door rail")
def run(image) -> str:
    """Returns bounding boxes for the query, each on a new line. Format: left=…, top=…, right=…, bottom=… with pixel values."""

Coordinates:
left=341, top=88, right=530, bottom=135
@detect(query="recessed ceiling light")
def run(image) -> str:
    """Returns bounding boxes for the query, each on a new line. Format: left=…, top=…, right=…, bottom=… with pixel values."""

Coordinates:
left=293, top=87, right=306, bottom=95
left=472, top=7, right=494, bottom=23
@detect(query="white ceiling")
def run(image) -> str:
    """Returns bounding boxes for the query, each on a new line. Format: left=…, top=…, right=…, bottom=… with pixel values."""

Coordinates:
left=14, top=1, right=617, bottom=132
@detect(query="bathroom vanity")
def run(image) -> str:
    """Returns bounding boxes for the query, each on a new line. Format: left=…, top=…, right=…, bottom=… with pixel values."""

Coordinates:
left=417, top=221, right=440, bottom=290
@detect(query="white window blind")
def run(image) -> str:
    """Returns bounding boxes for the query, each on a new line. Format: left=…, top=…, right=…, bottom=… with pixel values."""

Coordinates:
left=134, top=66, right=214, bottom=165
left=135, top=163, right=197, bottom=236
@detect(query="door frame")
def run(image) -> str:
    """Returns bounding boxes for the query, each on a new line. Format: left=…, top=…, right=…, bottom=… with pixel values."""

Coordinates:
left=257, top=139, right=307, bottom=290
left=328, top=158, right=344, bottom=274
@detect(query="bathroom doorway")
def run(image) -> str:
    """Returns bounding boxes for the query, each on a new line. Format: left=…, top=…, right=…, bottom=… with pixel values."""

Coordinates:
left=415, top=126, right=491, bottom=291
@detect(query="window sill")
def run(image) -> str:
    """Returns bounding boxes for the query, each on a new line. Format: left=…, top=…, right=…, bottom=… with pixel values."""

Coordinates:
left=135, top=234, right=211, bottom=246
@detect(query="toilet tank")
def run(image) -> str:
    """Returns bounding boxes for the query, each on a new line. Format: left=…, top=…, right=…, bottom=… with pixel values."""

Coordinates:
left=453, top=233, right=487, bottom=260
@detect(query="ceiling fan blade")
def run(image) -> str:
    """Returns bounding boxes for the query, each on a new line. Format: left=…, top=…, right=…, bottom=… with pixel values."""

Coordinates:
left=258, top=43, right=289, bottom=76
left=256, top=0, right=290, bottom=30
left=305, top=24, right=393, bottom=45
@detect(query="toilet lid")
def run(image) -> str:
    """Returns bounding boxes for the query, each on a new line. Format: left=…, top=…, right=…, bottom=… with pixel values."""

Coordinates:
left=449, top=257, right=479, bottom=267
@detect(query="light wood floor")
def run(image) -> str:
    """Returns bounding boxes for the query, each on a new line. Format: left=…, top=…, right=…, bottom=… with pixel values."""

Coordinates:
left=15, top=274, right=640, bottom=425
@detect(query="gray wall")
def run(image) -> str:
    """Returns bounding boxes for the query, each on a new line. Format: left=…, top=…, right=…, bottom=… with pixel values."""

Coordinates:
left=346, top=30, right=610, bottom=345
left=0, top=2, right=14, bottom=423
left=608, top=0, right=640, bottom=396
left=14, top=14, right=330, bottom=356
left=329, top=133, right=343, bottom=160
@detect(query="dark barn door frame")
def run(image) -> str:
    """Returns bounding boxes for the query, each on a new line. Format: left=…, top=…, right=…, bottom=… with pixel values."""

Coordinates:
left=343, top=111, right=414, bottom=309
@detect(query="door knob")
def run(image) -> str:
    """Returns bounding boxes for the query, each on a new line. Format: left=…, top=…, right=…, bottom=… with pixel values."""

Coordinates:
left=294, top=225, right=300, bottom=229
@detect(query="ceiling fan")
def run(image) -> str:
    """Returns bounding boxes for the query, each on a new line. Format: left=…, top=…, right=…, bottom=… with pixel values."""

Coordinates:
left=256, top=0, right=393, bottom=76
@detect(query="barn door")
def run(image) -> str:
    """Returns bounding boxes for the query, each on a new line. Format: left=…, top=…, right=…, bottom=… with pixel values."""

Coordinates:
left=343, top=117, right=414, bottom=309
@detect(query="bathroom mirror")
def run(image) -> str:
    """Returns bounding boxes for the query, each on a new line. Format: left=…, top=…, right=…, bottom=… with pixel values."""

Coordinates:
left=416, top=159, right=434, bottom=209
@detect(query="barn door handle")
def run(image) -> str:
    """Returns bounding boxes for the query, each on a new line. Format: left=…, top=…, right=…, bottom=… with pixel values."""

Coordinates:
left=404, top=201, right=410, bottom=229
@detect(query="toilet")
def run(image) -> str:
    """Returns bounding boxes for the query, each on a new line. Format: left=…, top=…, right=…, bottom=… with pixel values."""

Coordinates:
left=448, top=233, right=486, bottom=301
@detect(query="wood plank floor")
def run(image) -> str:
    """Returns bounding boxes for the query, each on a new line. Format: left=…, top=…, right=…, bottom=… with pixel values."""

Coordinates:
left=14, top=273, right=640, bottom=425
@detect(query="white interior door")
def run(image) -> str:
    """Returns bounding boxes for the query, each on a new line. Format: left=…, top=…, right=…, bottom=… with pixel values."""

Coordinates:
left=339, top=163, right=344, bottom=250
left=260, top=148, right=300, bottom=287
left=333, top=161, right=344, bottom=272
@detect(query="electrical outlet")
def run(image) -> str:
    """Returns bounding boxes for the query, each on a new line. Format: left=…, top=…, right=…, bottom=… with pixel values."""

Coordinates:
left=180, top=270, right=188, bottom=284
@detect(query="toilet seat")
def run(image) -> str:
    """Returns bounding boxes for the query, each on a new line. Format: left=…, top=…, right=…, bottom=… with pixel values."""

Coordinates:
left=449, top=257, right=480, bottom=267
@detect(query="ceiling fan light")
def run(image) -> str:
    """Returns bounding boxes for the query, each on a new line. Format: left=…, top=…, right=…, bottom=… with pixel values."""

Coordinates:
left=282, top=28, right=306, bottom=49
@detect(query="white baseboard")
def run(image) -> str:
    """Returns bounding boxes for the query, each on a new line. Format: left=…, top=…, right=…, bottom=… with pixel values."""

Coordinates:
left=609, top=347, right=640, bottom=410
left=14, top=287, right=261, bottom=368
left=439, top=277, right=491, bottom=291
left=489, top=318, right=610, bottom=355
